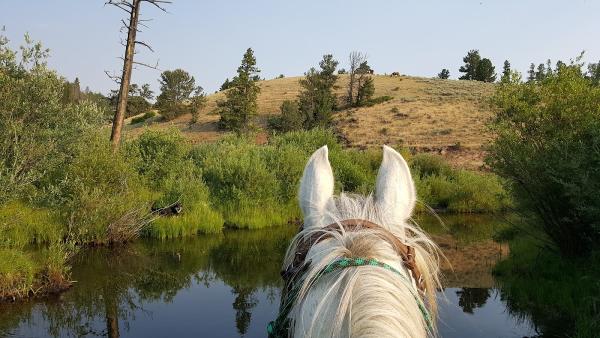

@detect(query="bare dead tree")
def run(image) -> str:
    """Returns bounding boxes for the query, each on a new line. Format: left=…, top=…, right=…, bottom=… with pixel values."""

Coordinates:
left=346, top=51, right=368, bottom=106
left=105, top=0, right=170, bottom=149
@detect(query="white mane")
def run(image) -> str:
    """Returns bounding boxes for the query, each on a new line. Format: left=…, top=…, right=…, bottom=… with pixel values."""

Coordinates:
left=283, top=145, right=441, bottom=338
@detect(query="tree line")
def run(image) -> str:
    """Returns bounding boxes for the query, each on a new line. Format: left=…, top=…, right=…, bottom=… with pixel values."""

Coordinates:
left=438, top=49, right=600, bottom=85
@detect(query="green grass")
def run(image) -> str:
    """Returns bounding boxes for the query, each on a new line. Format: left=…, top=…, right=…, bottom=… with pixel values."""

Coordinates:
left=145, top=203, right=224, bottom=239
left=0, top=249, right=36, bottom=300
left=0, top=201, right=63, bottom=248
left=130, top=111, right=156, bottom=125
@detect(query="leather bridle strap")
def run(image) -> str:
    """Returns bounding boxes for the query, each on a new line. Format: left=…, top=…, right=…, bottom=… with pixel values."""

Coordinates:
left=286, top=219, right=425, bottom=293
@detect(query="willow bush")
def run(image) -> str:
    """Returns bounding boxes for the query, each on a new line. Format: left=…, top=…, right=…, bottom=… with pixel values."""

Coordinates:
left=488, top=65, right=600, bottom=257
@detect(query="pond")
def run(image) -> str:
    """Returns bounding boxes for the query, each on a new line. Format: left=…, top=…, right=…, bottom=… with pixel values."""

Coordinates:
left=0, top=215, right=538, bottom=337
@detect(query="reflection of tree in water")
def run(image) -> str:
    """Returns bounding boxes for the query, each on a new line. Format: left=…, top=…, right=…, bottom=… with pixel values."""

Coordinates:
left=456, top=288, right=491, bottom=314
left=231, top=286, right=258, bottom=335
left=0, top=227, right=295, bottom=338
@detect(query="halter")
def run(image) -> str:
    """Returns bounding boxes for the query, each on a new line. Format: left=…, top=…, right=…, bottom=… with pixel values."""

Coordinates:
left=267, top=219, right=432, bottom=338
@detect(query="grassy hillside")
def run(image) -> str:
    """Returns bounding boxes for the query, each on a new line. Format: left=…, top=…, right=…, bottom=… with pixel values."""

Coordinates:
left=125, top=74, right=495, bottom=169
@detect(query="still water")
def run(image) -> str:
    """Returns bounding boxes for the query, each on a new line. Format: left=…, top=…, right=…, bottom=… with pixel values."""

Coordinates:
left=0, top=216, right=537, bottom=337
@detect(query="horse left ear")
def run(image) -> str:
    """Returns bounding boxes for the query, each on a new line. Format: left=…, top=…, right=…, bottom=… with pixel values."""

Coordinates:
left=375, top=145, right=416, bottom=225
left=298, top=146, right=334, bottom=228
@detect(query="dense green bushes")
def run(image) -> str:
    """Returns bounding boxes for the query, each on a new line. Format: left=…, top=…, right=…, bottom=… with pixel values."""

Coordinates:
left=488, top=64, right=600, bottom=256
left=411, top=154, right=511, bottom=213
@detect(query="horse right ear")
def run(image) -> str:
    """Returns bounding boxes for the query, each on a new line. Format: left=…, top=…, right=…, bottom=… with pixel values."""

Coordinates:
left=299, top=146, right=334, bottom=228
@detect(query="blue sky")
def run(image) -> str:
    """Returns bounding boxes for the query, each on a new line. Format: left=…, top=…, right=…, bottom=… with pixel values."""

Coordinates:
left=2, top=0, right=599, bottom=94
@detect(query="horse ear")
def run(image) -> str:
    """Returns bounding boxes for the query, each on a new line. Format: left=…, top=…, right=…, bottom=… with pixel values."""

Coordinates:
left=299, top=146, right=334, bottom=228
left=375, top=145, right=416, bottom=225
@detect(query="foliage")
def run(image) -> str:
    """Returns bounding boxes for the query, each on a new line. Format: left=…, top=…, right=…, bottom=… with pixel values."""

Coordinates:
left=155, top=69, right=205, bottom=121
left=297, top=54, right=339, bottom=129
left=488, top=62, right=600, bottom=256
left=437, top=69, right=450, bottom=79
left=127, top=129, right=223, bottom=236
left=355, top=76, right=375, bottom=107
left=217, top=48, right=261, bottom=132
left=458, top=49, right=496, bottom=82
left=363, top=95, right=393, bottom=106
left=500, top=60, right=511, bottom=83
left=411, top=154, right=510, bottom=213
left=52, top=133, right=151, bottom=244
left=0, top=34, right=104, bottom=204
left=270, top=100, right=304, bottom=132
left=458, top=49, right=481, bottom=80
left=109, top=83, right=154, bottom=118
left=475, top=58, right=496, bottom=82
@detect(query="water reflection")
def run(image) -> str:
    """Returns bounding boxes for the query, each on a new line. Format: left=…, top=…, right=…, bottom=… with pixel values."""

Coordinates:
left=0, top=217, right=542, bottom=337
left=456, top=288, right=491, bottom=314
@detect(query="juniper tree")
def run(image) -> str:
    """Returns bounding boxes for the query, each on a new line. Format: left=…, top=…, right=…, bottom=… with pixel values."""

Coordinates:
left=217, top=48, right=261, bottom=132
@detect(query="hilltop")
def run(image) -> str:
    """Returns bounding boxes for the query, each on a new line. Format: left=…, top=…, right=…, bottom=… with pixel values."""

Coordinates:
left=125, top=75, right=495, bottom=169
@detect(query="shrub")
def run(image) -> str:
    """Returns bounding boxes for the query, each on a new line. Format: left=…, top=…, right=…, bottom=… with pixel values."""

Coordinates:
left=0, top=35, right=104, bottom=203
left=191, top=139, right=285, bottom=228
left=447, top=170, right=511, bottom=213
left=130, top=110, right=156, bottom=124
left=127, top=129, right=223, bottom=236
left=488, top=64, right=600, bottom=256
left=411, top=153, right=452, bottom=178
left=55, top=133, right=151, bottom=244
left=277, top=100, right=304, bottom=132
left=365, top=95, right=393, bottom=106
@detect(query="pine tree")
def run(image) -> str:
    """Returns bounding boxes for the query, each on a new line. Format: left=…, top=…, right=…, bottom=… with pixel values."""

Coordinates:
left=474, top=58, right=496, bottom=82
left=217, top=48, right=261, bottom=132
left=535, top=63, right=547, bottom=82
left=356, top=77, right=375, bottom=107
left=459, top=50, right=481, bottom=80
left=500, top=60, right=511, bottom=83
left=156, top=69, right=204, bottom=121
left=354, top=61, right=374, bottom=107
left=527, top=63, right=536, bottom=82
left=298, top=54, right=338, bottom=128
left=437, top=69, right=450, bottom=79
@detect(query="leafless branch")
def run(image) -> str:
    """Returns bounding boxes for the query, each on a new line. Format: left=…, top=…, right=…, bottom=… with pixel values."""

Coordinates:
left=104, top=70, right=122, bottom=84
left=117, top=56, right=161, bottom=71
left=135, top=40, right=154, bottom=52
left=140, top=0, right=172, bottom=12
left=105, top=0, right=133, bottom=13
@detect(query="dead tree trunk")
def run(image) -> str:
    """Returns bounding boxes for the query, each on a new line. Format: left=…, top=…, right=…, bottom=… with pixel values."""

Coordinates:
left=110, top=0, right=141, bottom=149
left=107, top=0, right=169, bottom=150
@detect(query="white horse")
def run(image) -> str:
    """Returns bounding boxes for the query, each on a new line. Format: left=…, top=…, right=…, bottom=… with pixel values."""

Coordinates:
left=268, top=145, right=441, bottom=338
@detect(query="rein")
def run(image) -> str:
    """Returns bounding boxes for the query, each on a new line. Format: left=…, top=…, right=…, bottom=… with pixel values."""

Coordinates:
left=267, top=219, right=431, bottom=338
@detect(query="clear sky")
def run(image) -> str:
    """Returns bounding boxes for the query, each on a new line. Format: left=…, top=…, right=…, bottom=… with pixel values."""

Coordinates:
left=2, top=0, right=599, bottom=94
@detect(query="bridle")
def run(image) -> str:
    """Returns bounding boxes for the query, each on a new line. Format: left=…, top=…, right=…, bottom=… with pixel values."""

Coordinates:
left=268, top=219, right=430, bottom=338
left=283, top=219, right=426, bottom=293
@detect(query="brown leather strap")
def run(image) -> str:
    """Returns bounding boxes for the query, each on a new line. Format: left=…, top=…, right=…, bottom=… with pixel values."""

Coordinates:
left=285, top=219, right=425, bottom=293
